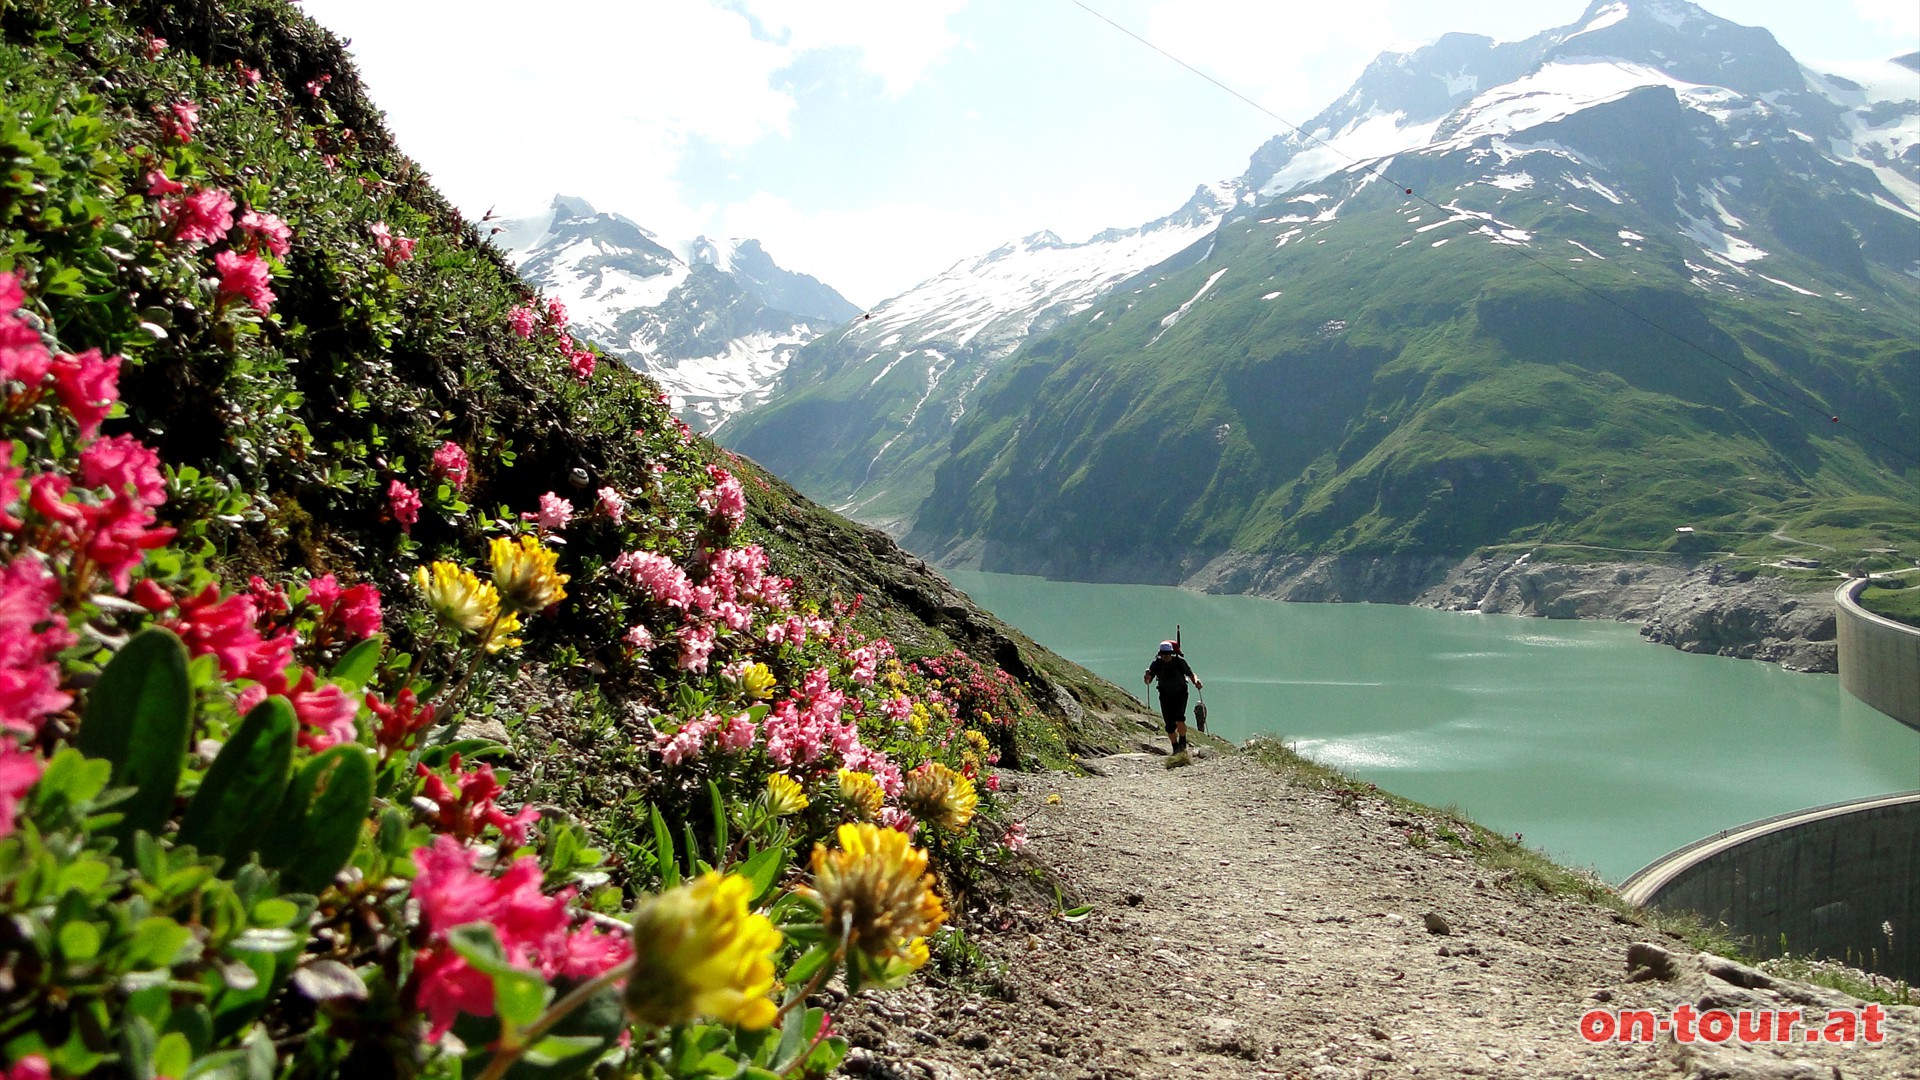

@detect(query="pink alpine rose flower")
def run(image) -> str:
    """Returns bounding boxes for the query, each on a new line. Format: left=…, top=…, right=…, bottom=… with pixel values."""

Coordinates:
left=212, top=250, right=276, bottom=312
left=162, top=100, right=198, bottom=143
left=145, top=170, right=185, bottom=197
left=567, top=342, right=596, bottom=381
left=506, top=304, right=537, bottom=339
left=596, top=486, right=625, bottom=519
left=50, top=349, right=122, bottom=440
left=0, top=555, right=76, bottom=735
left=78, top=434, right=163, bottom=505
left=167, top=187, right=236, bottom=246
left=290, top=680, right=359, bottom=750
left=369, top=222, right=416, bottom=268
left=0, top=740, right=42, bottom=841
left=238, top=210, right=292, bottom=258
left=430, top=441, right=470, bottom=488
left=387, top=479, right=421, bottom=533
left=523, top=491, right=572, bottom=532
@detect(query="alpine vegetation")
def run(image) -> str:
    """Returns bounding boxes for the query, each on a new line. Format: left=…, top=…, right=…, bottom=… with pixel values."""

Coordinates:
left=0, top=3, right=1086, bottom=1077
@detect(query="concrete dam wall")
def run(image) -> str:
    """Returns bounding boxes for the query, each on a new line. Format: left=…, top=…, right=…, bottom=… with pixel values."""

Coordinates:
left=1836, top=578, right=1920, bottom=731
left=1621, top=792, right=1920, bottom=985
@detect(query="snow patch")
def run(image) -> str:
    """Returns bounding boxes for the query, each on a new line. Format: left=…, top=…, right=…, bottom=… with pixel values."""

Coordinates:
left=1148, top=268, right=1229, bottom=348
left=1678, top=208, right=1768, bottom=265
left=1562, top=2, right=1629, bottom=42
left=1757, top=274, right=1819, bottom=297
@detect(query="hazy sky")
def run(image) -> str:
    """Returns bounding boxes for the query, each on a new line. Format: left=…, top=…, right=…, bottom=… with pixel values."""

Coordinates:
left=301, top=0, right=1918, bottom=306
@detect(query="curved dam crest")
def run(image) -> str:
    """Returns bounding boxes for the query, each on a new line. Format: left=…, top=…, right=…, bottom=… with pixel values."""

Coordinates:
left=1622, top=792, right=1920, bottom=983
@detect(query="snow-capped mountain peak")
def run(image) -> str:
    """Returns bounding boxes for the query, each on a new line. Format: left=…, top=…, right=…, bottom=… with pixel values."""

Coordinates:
left=500, top=197, right=859, bottom=432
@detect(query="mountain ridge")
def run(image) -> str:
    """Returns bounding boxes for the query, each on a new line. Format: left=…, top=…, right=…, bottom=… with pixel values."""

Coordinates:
left=894, top=0, right=1918, bottom=602
left=501, top=194, right=860, bottom=432
left=722, top=0, right=1918, bottom=547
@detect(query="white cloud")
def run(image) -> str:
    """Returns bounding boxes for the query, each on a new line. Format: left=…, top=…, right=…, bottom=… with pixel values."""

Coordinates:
left=1142, top=0, right=1397, bottom=121
left=307, top=1, right=806, bottom=218
left=1850, top=0, right=1918, bottom=39
left=716, top=193, right=1013, bottom=306
left=740, top=0, right=968, bottom=98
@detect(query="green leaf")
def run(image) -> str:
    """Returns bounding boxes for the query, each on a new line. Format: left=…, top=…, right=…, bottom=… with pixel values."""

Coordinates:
left=76, top=627, right=193, bottom=843
left=708, top=779, right=729, bottom=864
left=33, top=746, right=112, bottom=810
left=260, top=746, right=373, bottom=894
left=804, top=1034, right=850, bottom=1075
left=781, top=943, right=835, bottom=990
left=208, top=952, right=276, bottom=1043
left=164, top=1003, right=213, bottom=1058
left=328, top=634, right=385, bottom=690
left=248, top=898, right=301, bottom=928
left=490, top=967, right=549, bottom=1036
left=178, top=697, right=296, bottom=869
left=448, top=924, right=550, bottom=1043
left=124, top=916, right=194, bottom=969
left=56, top=920, right=102, bottom=962
left=154, top=1031, right=192, bottom=1080
left=650, top=806, right=678, bottom=889
left=520, top=1034, right=605, bottom=1067
left=682, top=822, right=702, bottom=877
left=738, top=845, right=785, bottom=906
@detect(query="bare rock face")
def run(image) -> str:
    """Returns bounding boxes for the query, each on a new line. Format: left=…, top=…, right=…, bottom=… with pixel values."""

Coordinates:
left=1186, top=550, right=1841, bottom=672
left=1186, top=552, right=1458, bottom=604
left=1638, top=565, right=1837, bottom=673
left=1416, top=555, right=1687, bottom=621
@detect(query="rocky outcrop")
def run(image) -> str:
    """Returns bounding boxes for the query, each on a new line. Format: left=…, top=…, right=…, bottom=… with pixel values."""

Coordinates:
left=1184, top=551, right=1459, bottom=604
left=1639, top=564, right=1838, bottom=672
left=1177, top=550, right=1841, bottom=673
left=1416, top=553, right=1688, bottom=620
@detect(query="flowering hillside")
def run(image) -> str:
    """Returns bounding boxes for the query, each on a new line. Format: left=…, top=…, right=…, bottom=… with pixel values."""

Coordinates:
left=0, top=2, right=1144, bottom=1076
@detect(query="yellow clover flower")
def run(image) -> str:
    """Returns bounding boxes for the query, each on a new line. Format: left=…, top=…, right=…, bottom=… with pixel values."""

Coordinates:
left=413, top=561, right=523, bottom=653
left=805, top=822, right=945, bottom=976
left=739, top=662, right=777, bottom=702
left=489, top=534, right=569, bottom=613
left=624, top=872, right=781, bottom=1030
left=900, top=762, right=977, bottom=831
left=837, top=769, right=885, bottom=819
left=765, top=773, right=808, bottom=816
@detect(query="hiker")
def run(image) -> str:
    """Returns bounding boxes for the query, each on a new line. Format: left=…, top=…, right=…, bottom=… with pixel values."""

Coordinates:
left=1143, top=640, right=1202, bottom=754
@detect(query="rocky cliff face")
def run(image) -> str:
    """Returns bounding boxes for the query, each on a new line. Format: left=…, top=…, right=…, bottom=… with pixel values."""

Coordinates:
left=1181, top=550, right=1840, bottom=672
left=1419, top=556, right=1838, bottom=670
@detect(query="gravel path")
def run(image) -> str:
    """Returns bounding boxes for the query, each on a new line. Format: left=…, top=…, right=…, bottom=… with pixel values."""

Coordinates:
left=837, top=750, right=1920, bottom=1079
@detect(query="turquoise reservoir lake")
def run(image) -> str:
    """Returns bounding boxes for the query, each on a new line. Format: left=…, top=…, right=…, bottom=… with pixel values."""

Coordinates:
left=944, top=570, right=1920, bottom=882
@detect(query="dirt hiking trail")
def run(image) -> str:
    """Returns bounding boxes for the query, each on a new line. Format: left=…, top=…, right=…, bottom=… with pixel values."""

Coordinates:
left=836, top=751, right=1920, bottom=1080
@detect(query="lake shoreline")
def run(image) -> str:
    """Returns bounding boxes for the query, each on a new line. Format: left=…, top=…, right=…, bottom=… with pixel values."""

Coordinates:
left=1185, top=551, right=1841, bottom=673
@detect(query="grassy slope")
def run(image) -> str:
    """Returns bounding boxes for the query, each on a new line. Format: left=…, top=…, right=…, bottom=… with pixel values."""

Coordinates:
left=908, top=153, right=1920, bottom=579
left=0, top=3, right=1175, bottom=1069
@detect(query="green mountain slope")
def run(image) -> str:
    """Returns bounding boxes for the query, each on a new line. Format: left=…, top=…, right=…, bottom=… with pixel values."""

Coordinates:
left=908, top=88, right=1920, bottom=582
